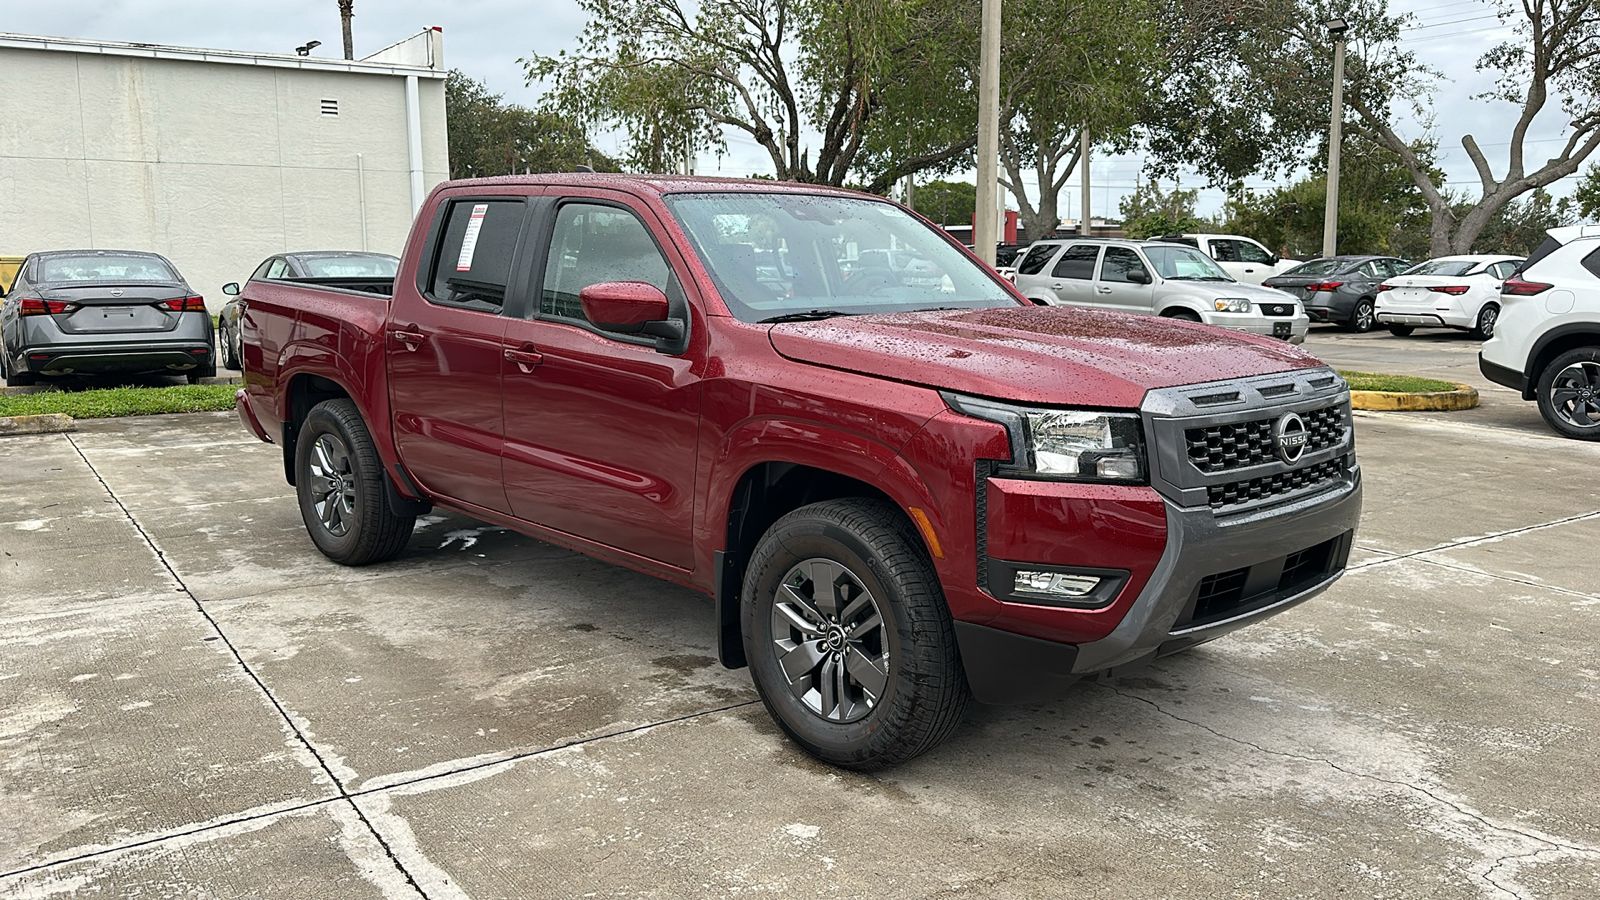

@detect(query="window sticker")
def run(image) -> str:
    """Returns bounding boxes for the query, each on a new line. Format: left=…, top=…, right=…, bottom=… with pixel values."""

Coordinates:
left=455, top=204, right=490, bottom=271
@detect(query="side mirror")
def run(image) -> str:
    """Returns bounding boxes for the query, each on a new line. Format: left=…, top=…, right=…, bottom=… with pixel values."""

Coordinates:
left=222, top=282, right=241, bottom=296
left=579, top=281, right=685, bottom=348
left=1129, top=269, right=1152, bottom=285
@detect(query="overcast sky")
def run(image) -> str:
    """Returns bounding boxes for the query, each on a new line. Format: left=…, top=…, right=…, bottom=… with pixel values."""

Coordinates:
left=7, top=0, right=1582, bottom=220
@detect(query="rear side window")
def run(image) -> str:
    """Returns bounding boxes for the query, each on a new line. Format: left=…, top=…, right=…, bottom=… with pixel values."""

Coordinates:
left=427, top=199, right=525, bottom=310
left=1582, top=248, right=1600, bottom=279
left=1016, top=244, right=1057, bottom=276
left=541, top=203, right=674, bottom=322
left=1210, top=240, right=1242, bottom=262
left=1052, top=245, right=1101, bottom=280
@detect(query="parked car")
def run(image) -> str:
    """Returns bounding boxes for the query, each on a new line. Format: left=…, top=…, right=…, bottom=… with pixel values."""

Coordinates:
left=1151, top=233, right=1300, bottom=284
left=218, top=251, right=399, bottom=369
left=236, top=175, right=1360, bottom=769
left=1374, top=254, right=1523, bottom=339
left=1479, top=224, right=1600, bottom=439
left=0, top=249, right=215, bottom=386
left=1263, top=255, right=1411, bottom=333
left=0, top=256, right=23, bottom=295
left=1012, top=238, right=1309, bottom=343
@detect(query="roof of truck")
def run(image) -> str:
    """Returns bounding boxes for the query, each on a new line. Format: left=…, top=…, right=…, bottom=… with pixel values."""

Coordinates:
left=439, top=173, right=871, bottom=198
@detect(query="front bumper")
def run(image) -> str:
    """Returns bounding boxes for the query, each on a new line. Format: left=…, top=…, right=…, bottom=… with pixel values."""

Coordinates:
left=957, top=476, right=1360, bottom=704
left=1203, top=312, right=1310, bottom=345
left=18, top=341, right=213, bottom=376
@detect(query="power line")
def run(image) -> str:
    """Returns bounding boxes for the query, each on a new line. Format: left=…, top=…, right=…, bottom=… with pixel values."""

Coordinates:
left=1401, top=0, right=1489, bottom=15
left=1402, top=12, right=1502, bottom=30
left=1407, top=25, right=1508, bottom=42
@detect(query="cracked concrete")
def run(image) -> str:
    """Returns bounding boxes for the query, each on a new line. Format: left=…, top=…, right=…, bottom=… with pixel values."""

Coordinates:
left=2, top=329, right=1598, bottom=898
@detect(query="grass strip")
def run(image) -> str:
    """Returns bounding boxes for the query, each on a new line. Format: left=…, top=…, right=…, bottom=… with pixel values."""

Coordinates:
left=0, top=385, right=237, bottom=419
left=1337, top=370, right=1460, bottom=393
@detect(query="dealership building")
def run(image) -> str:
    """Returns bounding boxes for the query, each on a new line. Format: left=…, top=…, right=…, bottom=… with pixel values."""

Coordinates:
left=0, top=28, right=449, bottom=308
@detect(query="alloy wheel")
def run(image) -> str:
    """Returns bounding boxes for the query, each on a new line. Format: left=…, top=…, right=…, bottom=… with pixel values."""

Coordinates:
left=1478, top=306, right=1498, bottom=339
left=306, top=433, right=358, bottom=536
left=769, top=557, right=890, bottom=723
left=1352, top=300, right=1374, bottom=332
left=1549, top=361, right=1600, bottom=429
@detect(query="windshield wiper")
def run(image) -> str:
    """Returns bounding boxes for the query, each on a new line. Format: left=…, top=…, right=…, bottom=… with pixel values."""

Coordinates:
left=758, top=309, right=857, bottom=323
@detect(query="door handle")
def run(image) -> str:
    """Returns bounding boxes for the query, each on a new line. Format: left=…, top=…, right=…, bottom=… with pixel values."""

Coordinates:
left=503, top=347, right=544, bottom=373
left=389, top=328, right=424, bottom=350
left=1051, top=283, right=1064, bottom=289
left=1096, top=286, right=1113, bottom=294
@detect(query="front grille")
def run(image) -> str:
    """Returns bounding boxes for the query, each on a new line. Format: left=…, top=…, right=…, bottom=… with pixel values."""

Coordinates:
left=1185, top=404, right=1347, bottom=473
left=1206, top=457, right=1345, bottom=509
left=1178, top=534, right=1347, bottom=629
left=1261, top=303, right=1295, bottom=317
left=1193, top=567, right=1248, bottom=621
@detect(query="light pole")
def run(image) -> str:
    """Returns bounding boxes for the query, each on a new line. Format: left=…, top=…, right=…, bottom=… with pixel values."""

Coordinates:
left=974, top=0, right=1002, bottom=265
left=1321, top=16, right=1348, bottom=259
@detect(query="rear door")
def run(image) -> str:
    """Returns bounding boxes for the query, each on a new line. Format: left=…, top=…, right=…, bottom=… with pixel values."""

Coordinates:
left=386, top=190, right=537, bottom=514
left=1046, top=244, right=1102, bottom=306
left=498, top=189, right=706, bottom=570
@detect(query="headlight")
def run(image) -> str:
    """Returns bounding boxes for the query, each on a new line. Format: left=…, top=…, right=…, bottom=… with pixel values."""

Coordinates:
left=1214, top=297, right=1253, bottom=313
left=942, top=393, right=1146, bottom=482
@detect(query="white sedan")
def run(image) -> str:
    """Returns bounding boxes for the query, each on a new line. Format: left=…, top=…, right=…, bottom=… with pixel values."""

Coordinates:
left=1374, top=254, right=1524, bottom=339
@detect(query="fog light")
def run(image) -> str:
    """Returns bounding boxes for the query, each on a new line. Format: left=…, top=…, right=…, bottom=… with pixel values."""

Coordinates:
left=1014, top=571, right=1101, bottom=598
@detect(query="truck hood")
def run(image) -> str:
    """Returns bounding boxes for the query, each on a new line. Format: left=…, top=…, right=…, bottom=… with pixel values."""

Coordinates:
left=767, top=306, right=1324, bottom=408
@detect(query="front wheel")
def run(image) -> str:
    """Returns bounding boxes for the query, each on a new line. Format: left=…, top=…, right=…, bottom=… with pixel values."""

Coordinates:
left=294, top=399, right=416, bottom=564
left=1162, top=308, right=1202, bottom=322
left=1345, top=298, right=1375, bottom=333
left=1388, top=324, right=1415, bottom=337
left=742, top=499, right=969, bottom=770
left=1536, top=347, right=1600, bottom=441
left=1472, top=303, right=1499, bottom=340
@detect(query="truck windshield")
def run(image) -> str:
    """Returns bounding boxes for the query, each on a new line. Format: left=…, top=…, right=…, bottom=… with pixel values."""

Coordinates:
left=1141, top=246, right=1233, bottom=281
left=664, top=192, right=1018, bottom=322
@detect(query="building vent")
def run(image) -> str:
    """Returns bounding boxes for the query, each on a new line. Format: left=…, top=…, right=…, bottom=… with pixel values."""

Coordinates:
left=320, top=99, right=339, bottom=116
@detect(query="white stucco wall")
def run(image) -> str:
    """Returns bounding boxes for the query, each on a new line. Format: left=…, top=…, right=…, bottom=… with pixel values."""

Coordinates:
left=0, top=33, right=448, bottom=310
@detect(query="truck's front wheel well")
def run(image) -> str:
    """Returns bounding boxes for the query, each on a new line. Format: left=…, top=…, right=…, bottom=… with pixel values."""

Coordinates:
left=282, top=374, right=351, bottom=486
left=716, top=463, right=909, bottom=669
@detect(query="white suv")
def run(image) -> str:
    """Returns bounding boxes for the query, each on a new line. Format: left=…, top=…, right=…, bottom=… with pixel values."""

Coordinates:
left=1479, top=224, right=1600, bottom=440
left=1152, top=233, right=1302, bottom=284
left=1012, top=238, right=1310, bottom=343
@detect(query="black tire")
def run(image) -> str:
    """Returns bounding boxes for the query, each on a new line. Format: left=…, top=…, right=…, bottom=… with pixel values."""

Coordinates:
left=1472, top=303, right=1500, bottom=340
left=1535, top=347, right=1600, bottom=441
left=1344, top=298, right=1376, bottom=333
left=231, top=327, right=244, bottom=371
left=1388, top=325, right=1415, bottom=337
left=1163, top=309, right=1202, bottom=322
left=219, top=324, right=238, bottom=370
left=294, top=398, right=416, bottom=564
left=742, top=498, right=969, bottom=770
left=3, top=356, right=35, bottom=386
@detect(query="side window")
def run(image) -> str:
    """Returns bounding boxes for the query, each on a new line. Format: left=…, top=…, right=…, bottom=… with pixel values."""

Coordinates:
left=1360, top=261, right=1381, bottom=278
left=252, top=259, right=277, bottom=280
left=541, top=203, right=674, bottom=322
left=1051, top=245, right=1101, bottom=280
left=1582, top=248, right=1600, bottom=280
left=1494, top=261, right=1520, bottom=279
left=427, top=199, right=525, bottom=311
left=1016, top=244, right=1057, bottom=276
left=1236, top=241, right=1274, bottom=264
left=1099, top=247, right=1146, bottom=283
left=1385, top=260, right=1408, bottom=277
left=1210, top=240, right=1242, bottom=262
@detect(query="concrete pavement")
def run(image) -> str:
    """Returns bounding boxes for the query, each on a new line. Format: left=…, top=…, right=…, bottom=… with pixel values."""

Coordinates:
left=2, top=340, right=1598, bottom=898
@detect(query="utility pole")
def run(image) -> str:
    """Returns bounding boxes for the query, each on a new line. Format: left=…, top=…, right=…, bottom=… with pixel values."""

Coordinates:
left=339, top=0, right=355, bottom=60
left=1322, top=17, right=1348, bottom=258
left=973, top=0, right=1002, bottom=265
left=1080, top=126, right=1091, bottom=237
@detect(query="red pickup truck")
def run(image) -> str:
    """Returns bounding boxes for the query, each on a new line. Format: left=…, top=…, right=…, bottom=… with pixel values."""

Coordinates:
left=235, top=175, right=1361, bottom=769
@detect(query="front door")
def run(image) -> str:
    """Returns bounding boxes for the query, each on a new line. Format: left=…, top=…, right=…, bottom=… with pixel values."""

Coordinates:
left=1094, top=246, right=1156, bottom=314
left=387, top=194, right=532, bottom=514
left=499, top=193, right=704, bottom=570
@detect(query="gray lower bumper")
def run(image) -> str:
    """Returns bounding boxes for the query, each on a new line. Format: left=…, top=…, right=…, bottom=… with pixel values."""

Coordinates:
left=957, top=470, right=1362, bottom=705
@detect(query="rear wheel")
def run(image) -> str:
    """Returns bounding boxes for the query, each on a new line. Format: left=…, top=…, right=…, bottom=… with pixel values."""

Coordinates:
left=1536, top=347, right=1600, bottom=441
left=3, top=355, right=35, bottom=386
left=1388, top=325, right=1415, bottom=337
left=742, top=498, right=969, bottom=770
left=1344, top=298, right=1375, bottom=333
left=219, top=325, right=238, bottom=369
left=1472, top=303, right=1500, bottom=340
left=294, top=399, right=416, bottom=564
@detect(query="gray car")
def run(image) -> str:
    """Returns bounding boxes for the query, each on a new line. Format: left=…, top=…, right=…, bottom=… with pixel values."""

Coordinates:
left=1, top=249, right=215, bottom=385
left=1011, top=238, right=1310, bottom=343
left=217, top=251, right=398, bottom=369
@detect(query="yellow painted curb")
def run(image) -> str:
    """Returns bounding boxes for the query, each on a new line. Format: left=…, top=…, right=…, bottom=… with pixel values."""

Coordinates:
left=1349, top=382, right=1479, bottom=411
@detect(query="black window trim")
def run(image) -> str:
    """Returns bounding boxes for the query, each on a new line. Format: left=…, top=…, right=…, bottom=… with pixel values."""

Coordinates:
left=527, top=195, right=694, bottom=354
left=415, top=193, right=535, bottom=316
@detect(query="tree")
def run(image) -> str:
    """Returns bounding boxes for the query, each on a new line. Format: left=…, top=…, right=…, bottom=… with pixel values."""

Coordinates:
left=912, top=180, right=976, bottom=227
left=525, top=0, right=978, bottom=189
left=1118, top=180, right=1208, bottom=240
left=1468, top=188, right=1576, bottom=255
left=1574, top=163, right=1600, bottom=220
left=445, top=70, right=614, bottom=179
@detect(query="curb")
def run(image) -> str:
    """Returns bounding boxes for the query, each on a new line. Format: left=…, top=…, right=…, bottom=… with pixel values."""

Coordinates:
left=1349, top=382, right=1479, bottom=411
left=0, top=413, right=76, bottom=436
